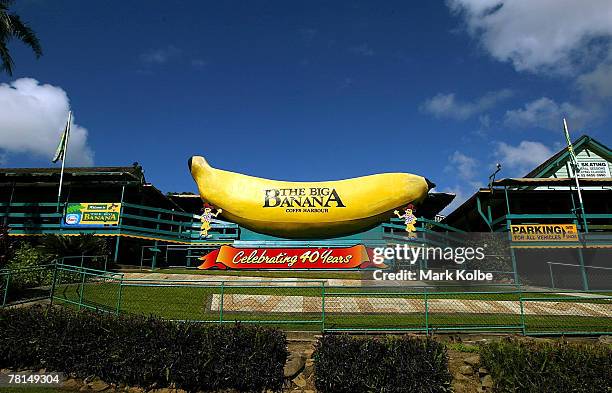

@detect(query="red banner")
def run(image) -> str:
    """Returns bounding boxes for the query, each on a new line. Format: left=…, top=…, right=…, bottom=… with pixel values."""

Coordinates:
left=198, top=245, right=379, bottom=270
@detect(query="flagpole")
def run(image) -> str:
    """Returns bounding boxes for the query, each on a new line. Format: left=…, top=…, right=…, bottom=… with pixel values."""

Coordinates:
left=56, top=111, right=72, bottom=212
left=563, top=118, right=588, bottom=232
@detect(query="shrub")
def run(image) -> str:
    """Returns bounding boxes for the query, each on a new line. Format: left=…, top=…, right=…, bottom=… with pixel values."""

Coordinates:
left=313, top=334, right=452, bottom=393
left=4, top=242, right=53, bottom=292
left=39, top=234, right=110, bottom=268
left=480, top=337, right=612, bottom=393
left=0, top=306, right=288, bottom=392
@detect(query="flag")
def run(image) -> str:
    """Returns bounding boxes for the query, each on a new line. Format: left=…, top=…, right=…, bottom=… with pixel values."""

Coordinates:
left=52, top=112, right=71, bottom=163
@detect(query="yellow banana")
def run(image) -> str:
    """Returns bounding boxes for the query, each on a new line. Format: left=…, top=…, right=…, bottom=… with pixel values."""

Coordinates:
left=189, top=156, right=433, bottom=238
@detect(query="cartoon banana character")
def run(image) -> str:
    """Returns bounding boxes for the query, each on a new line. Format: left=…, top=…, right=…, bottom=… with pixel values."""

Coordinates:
left=189, top=156, right=434, bottom=238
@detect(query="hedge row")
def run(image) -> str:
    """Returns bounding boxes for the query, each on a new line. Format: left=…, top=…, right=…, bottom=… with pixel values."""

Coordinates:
left=313, top=334, right=452, bottom=393
left=480, top=337, right=612, bottom=393
left=0, top=306, right=288, bottom=392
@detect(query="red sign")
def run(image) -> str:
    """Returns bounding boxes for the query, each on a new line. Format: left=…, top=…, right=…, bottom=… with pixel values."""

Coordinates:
left=198, top=245, right=379, bottom=270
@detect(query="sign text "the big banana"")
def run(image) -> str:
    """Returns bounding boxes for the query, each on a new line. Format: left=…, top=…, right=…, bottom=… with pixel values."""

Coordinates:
left=263, top=187, right=346, bottom=210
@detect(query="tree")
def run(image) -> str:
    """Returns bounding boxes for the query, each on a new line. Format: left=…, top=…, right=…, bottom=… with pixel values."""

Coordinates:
left=0, top=0, right=42, bottom=75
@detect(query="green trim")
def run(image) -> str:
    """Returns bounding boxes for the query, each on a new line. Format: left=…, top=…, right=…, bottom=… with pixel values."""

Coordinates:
left=476, top=197, right=492, bottom=230
left=113, top=187, right=125, bottom=263
left=122, top=202, right=196, bottom=218
left=120, top=213, right=200, bottom=228
left=0, top=212, right=62, bottom=218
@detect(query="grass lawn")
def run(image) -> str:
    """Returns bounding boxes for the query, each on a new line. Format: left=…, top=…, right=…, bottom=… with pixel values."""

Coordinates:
left=51, top=280, right=612, bottom=334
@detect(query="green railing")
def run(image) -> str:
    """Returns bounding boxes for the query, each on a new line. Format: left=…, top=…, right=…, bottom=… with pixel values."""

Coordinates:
left=2, top=264, right=608, bottom=336
left=1, top=201, right=240, bottom=243
left=60, top=255, right=109, bottom=271
left=49, top=264, right=124, bottom=314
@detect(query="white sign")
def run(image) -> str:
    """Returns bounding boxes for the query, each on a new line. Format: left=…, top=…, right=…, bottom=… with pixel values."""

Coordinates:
left=570, top=160, right=611, bottom=178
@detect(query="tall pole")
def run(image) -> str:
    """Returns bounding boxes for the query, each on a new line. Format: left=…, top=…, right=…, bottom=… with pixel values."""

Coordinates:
left=56, top=111, right=72, bottom=212
left=563, top=118, right=588, bottom=233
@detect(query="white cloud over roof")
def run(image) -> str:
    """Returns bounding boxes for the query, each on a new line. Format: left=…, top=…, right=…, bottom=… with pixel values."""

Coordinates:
left=0, top=78, right=94, bottom=166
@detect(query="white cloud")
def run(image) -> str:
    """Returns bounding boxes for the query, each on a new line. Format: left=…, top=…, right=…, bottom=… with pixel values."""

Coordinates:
left=0, top=78, right=94, bottom=166
left=447, top=0, right=612, bottom=74
left=440, top=150, right=485, bottom=215
left=445, top=1, right=612, bottom=131
left=478, top=114, right=491, bottom=128
left=495, top=140, right=553, bottom=175
left=504, top=97, right=593, bottom=131
left=140, top=46, right=181, bottom=64
left=576, top=52, right=612, bottom=99
left=421, top=89, right=512, bottom=120
left=438, top=185, right=470, bottom=216
left=447, top=151, right=478, bottom=181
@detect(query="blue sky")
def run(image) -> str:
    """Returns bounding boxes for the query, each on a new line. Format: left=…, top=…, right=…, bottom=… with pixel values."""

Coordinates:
left=1, top=1, right=611, bottom=211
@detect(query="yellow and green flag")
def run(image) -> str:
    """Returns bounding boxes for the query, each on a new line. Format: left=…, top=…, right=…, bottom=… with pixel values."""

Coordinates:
left=52, top=111, right=71, bottom=163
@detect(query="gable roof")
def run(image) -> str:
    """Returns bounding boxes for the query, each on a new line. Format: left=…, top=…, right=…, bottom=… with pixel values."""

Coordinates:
left=525, top=135, right=612, bottom=178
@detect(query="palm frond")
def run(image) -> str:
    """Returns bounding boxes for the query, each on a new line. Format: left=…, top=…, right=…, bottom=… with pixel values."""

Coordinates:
left=0, top=1, right=41, bottom=75
left=7, top=13, right=41, bottom=56
left=0, top=1, right=13, bottom=12
left=0, top=12, right=11, bottom=37
left=0, top=40, right=13, bottom=75
left=0, top=0, right=12, bottom=34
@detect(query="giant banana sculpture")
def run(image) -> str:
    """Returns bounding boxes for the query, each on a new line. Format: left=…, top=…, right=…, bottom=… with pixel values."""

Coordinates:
left=189, top=156, right=434, bottom=238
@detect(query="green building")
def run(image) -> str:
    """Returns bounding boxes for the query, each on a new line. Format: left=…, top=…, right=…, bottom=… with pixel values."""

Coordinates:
left=1, top=135, right=611, bottom=289
left=441, top=135, right=612, bottom=290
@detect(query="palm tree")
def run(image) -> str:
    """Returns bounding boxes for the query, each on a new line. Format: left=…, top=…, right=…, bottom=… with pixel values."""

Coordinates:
left=0, top=0, right=42, bottom=75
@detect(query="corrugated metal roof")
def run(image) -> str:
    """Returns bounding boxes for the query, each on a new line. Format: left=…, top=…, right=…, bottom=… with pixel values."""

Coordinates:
left=0, top=166, right=138, bottom=174
left=0, top=165, right=146, bottom=183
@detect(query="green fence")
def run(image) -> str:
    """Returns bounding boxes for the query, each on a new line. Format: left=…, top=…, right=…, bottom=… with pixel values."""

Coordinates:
left=50, top=264, right=124, bottom=314
left=0, top=264, right=56, bottom=307
left=2, top=264, right=611, bottom=336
